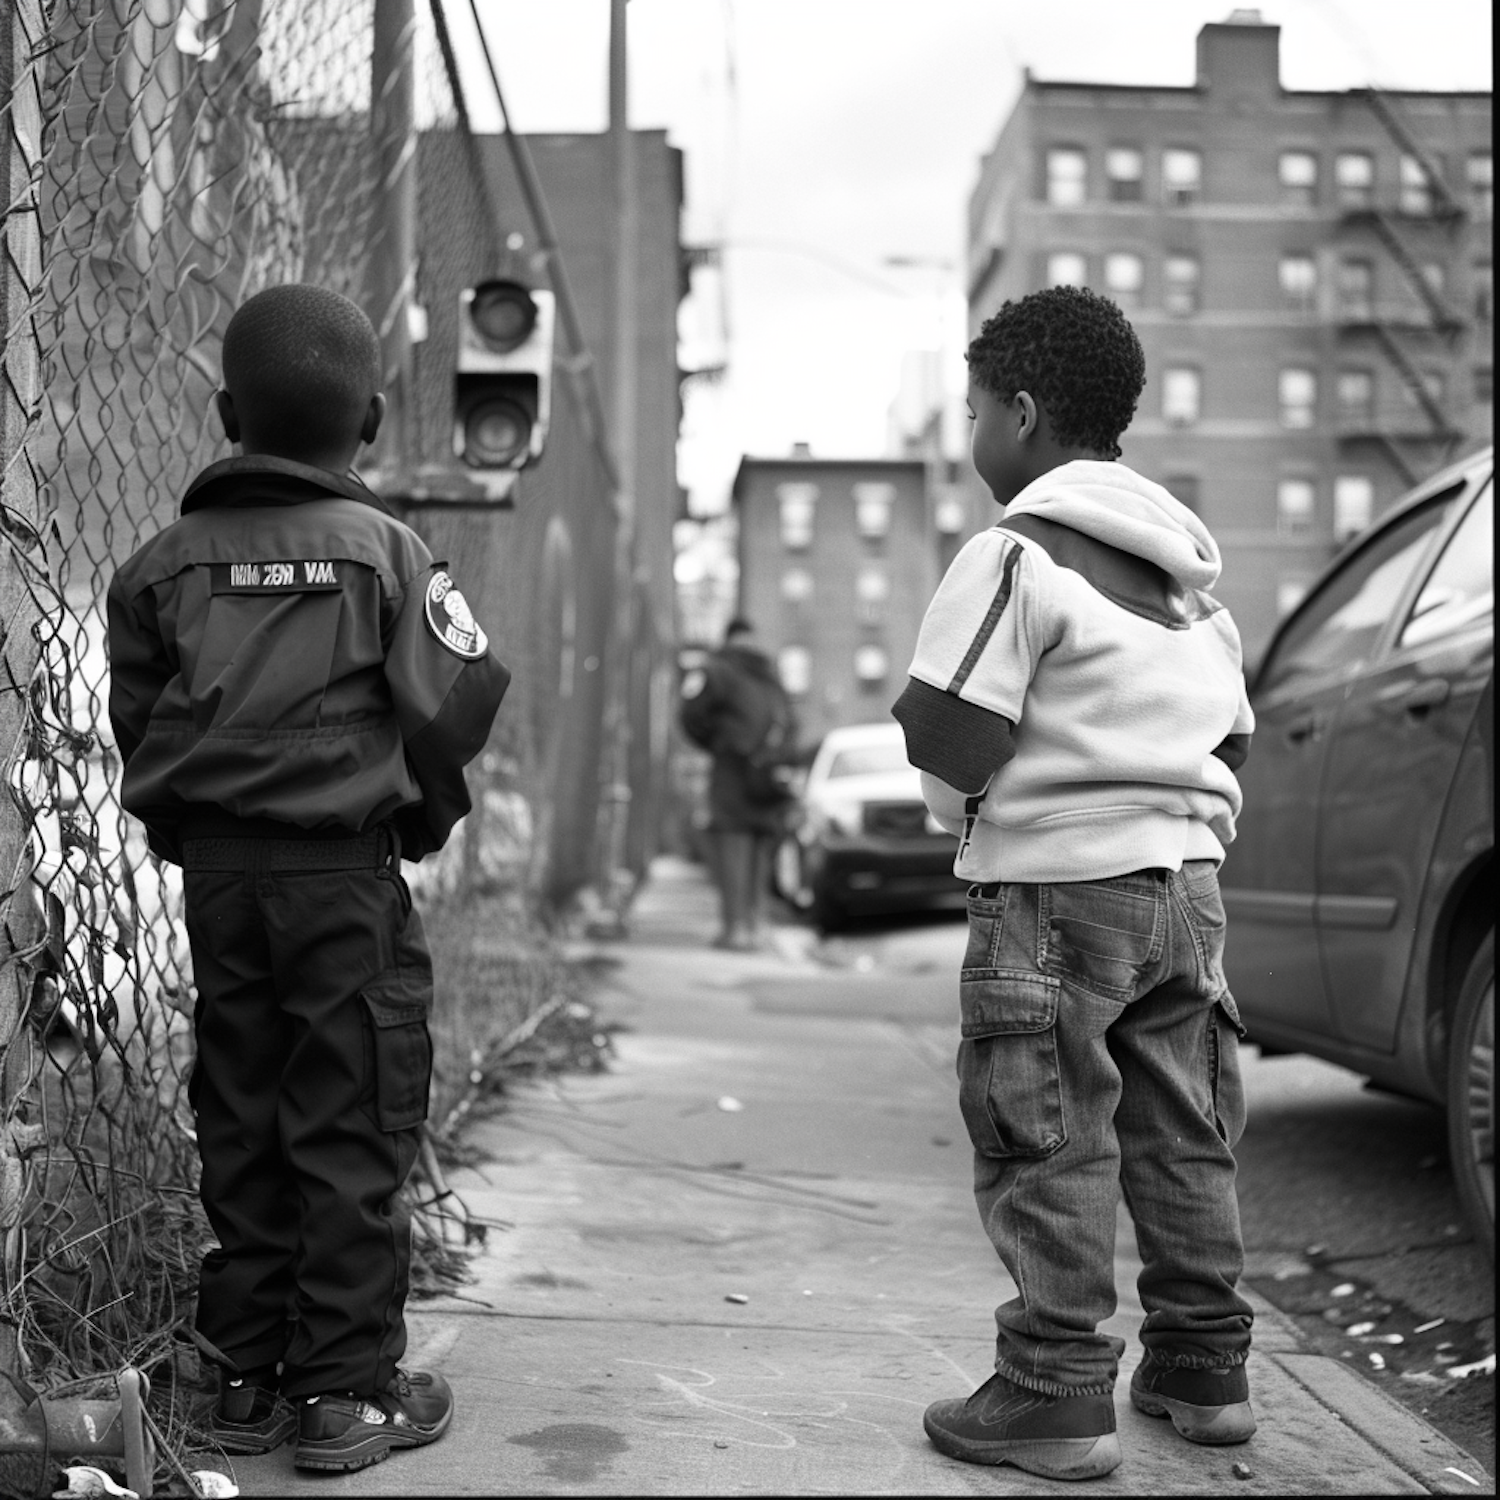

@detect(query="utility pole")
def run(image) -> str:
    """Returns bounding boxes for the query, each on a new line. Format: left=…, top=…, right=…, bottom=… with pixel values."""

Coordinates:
left=596, top=0, right=638, bottom=929
left=369, top=0, right=417, bottom=476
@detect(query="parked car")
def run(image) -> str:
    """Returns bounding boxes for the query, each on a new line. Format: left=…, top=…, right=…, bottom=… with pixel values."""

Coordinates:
left=1221, top=445, right=1493, bottom=1261
left=773, top=720, right=963, bottom=931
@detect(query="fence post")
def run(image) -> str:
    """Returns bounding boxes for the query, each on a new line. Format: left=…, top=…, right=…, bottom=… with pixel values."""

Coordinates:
left=0, top=0, right=51, bottom=1378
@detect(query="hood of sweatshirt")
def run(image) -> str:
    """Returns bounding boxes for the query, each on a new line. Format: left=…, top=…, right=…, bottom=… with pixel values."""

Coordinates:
left=1003, top=460, right=1221, bottom=591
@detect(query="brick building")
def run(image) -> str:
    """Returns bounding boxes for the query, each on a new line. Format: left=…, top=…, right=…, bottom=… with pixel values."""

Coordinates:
left=966, top=9, right=1492, bottom=662
left=730, top=454, right=935, bottom=746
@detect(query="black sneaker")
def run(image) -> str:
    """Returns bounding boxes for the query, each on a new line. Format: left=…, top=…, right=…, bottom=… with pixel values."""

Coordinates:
left=294, top=1368, right=453, bottom=1472
left=923, top=1371, right=1122, bottom=1481
left=1129, top=1349, right=1256, bottom=1444
left=211, top=1376, right=296, bottom=1455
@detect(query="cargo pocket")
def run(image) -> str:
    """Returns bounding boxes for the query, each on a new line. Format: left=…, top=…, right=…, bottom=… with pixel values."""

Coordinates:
left=360, top=974, right=432, bottom=1132
left=956, top=971, right=1065, bottom=1159
left=1207, top=996, right=1246, bottom=1148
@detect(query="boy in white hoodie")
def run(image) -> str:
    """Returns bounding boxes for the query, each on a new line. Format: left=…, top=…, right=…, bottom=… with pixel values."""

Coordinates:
left=894, top=286, right=1256, bottom=1482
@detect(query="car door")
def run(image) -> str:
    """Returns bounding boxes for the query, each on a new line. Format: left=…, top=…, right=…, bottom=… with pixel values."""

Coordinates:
left=1317, top=474, right=1494, bottom=1053
left=1223, top=490, right=1461, bottom=1042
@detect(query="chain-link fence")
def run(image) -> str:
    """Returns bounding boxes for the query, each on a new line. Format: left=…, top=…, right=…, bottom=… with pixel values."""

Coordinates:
left=0, top=0, right=517, bottom=1465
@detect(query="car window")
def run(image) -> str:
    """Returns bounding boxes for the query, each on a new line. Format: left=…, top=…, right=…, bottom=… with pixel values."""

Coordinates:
left=1258, top=487, right=1460, bottom=694
left=826, top=743, right=909, bottom=778
left=1399, top=482, right=1494, bottom=649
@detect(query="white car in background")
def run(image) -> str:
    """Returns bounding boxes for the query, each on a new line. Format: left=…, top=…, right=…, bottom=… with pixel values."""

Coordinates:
left=774, top=720, right=962, bottom=932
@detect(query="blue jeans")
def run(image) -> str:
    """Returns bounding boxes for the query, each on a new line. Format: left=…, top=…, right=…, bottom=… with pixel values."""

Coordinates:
left=957, top=863, right=1253, bottom=1396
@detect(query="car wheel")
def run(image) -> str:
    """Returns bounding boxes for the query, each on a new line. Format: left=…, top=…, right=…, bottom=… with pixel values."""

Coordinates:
left=1447, top=929, right=1495, bottom=1266
left=773, top=838, right=813, bottom=910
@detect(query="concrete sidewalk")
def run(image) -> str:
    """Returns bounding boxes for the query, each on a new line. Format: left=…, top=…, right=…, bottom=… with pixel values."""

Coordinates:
left=229, top=856, right=1493, bottom=1495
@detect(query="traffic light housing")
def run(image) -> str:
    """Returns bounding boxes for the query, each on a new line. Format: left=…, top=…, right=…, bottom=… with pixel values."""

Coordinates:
left=454, top=279, right=555, bottom=472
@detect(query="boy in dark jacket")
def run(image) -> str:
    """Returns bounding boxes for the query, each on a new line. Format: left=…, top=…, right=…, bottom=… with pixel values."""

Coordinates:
left=894, top=287, right=1256, bottom=1482
left=108, top=284, right=509, bottom=1474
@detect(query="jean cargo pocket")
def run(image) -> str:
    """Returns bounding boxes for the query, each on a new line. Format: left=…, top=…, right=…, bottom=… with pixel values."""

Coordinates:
left=360, top=975, right=432, bottom=1132
left=957, top=971, right=1065, bottom=1159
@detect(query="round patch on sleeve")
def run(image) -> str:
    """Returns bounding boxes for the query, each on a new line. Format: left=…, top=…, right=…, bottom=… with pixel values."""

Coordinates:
left=424, top=572, right=489, bottom=660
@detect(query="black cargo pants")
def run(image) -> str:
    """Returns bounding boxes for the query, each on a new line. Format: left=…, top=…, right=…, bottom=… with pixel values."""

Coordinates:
left=181, top=823, right=433, bottom=1399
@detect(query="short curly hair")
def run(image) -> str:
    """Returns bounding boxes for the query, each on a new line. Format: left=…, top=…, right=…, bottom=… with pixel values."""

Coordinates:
left=222, top=284, right=381, bottom=460
left=966, top=286, right=1145, bottom=459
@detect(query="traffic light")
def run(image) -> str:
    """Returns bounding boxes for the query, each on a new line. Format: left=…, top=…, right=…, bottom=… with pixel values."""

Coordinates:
left=454, top=279, right=555, bottom=471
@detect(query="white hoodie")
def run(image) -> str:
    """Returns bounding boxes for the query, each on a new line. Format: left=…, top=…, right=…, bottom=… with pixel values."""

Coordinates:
left=893, top=460, right=1254, bottom=884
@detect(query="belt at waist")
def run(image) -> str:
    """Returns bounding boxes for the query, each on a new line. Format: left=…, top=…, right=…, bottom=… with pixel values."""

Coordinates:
left=181, top=832, right=386, bottom=872
left=178, top=808, right=389, bottom=872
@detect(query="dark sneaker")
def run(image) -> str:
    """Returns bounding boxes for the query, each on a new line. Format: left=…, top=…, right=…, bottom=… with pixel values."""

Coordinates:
left=1130, top=1350, right=1256, bottom=1444
left=294, top=1368, right=453, bottom=1472
left=923, top=1371, right=1122, bottom=1481
left=211, top=1378, right=296, bottom=1455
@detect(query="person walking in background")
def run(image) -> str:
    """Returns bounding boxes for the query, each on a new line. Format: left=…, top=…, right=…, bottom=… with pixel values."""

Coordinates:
left=679, top=617, right=797, bottom=950
left=893, top=286, right=1257, bottom=1482
left=108, top=284, right=509, bottom=1474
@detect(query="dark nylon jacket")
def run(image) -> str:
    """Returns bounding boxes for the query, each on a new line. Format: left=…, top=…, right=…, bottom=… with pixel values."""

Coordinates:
left=679, top=643, right=793, bottom=763
left=107, top=456, right=510, bottom=865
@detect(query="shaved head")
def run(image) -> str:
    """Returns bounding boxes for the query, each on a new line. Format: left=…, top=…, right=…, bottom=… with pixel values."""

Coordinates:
left=220, top=285, right=382, bottom=465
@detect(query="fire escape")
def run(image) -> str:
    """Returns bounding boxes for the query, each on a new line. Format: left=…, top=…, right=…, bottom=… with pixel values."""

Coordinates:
left=1333, top=88, right=1469, bottom=489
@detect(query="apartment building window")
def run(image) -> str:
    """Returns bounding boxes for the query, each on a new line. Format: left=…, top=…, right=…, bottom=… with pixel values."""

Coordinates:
left=1163, top=254, right=1200, bottom=315
left=1475, top=365, right=1494, bottom=403
left=1162, top=148, right=1202, bottom=207
left=1476, top=260, right=1493, bottom=323
left=1335, top=150, right=1375, bottom=209
left=1104, top=252, right=1144, bottom=309
left=1046, top=147, right=1087, bottom=206
left=854, top=644, right=889, bottom=687
left=777, top=645, right=812, bottom=697
left=1166, top=475, right=1201, bottom=512
left=1469, top=152, right=1493, bottom=220
left=1279, top=254, right=1317, bottom=311
left=855, top=565, right=889, bottom=624
left=780, top=567, right=813, bottom=603
left=1399, top=153, right=1433, bottom=215
left=853, top=482, right=895, bottom=541
left=1277, top=478, right=1316, bottom=534
left=1337, top=368, right=1376, bottom=425
left=1333, top=475, right=1375, bottom=541
left=1106, top=147, right=1144, bottom=202
left=1279, top=368, right=1317, bottom=429
left=934, top=488, right=966, bottom=535
left=777, top=483, right=817, bottom=550
left=1046, top=251, right=1087, bottom=287
left=1162, top=367, right=1201, bottom=425
left=1337, top=257, right=1374, bottom=319
left=1278, top=151, right=1319, bottom=207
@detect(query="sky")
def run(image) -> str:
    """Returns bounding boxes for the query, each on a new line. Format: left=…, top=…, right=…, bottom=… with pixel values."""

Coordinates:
left=446, top=0, right=1494, bottom=515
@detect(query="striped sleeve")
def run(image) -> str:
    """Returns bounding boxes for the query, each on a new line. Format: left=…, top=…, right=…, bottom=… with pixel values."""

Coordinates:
left=892, top=530, right=1040, bottom=795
